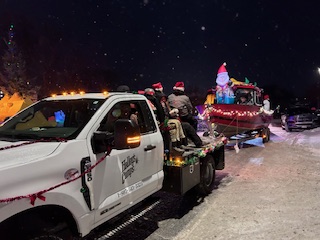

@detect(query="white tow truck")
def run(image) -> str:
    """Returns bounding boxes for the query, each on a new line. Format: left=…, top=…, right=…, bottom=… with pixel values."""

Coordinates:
left=0, top=92, right=225, bottom=239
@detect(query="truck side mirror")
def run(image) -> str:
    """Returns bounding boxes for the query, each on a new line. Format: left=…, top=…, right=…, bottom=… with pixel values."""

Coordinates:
left=114, top=119, right=141, bottom=149
left=91, top=119, right=141, bottom=154
left=91, top=131, right=113, bottom=154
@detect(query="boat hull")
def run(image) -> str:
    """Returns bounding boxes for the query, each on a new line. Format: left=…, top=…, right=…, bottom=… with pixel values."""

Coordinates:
left=198, top=104, right=273, bottom=138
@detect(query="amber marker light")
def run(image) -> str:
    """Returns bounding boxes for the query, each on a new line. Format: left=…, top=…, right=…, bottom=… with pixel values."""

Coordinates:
left=174, top=157, right=183, bottom=166
left=62, top=92, right=67, bottom=96
left=79, top=91, right=85, bottom=95
left=127, top=136, right=140, bottom=144
left=51, top=94, right=57, bottom=98
left=103, top=91, right=108, bottom=95
left=70, top=91, right=75, bottom=95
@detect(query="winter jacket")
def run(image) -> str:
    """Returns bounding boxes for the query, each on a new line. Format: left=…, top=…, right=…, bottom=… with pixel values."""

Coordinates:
left=167, top=90, right=193, bottom=117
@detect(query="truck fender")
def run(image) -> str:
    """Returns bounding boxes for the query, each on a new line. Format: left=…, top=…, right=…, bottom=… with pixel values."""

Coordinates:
left=0, top=191, right=94, bottom=237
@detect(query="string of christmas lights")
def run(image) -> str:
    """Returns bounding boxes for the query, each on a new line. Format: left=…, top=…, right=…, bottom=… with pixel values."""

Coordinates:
left=205, top=106, right=263, bottom=117
left=164, top=138, right=226, bottom=166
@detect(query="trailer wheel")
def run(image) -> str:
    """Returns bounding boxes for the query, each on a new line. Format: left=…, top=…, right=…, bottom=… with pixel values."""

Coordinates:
left=197, top=155, right=215, bottom=195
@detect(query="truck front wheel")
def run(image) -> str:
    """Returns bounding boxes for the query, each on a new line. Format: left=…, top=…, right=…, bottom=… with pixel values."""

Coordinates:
left=197, top=155, right=215, bottom=195
left=30, top=235, right=63, bottom=240
left=0, top=206, right=78, bottom=240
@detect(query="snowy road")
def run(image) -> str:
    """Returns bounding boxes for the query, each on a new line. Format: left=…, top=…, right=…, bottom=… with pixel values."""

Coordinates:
left=171, top=125, right=320, bottom=240
left=270, top=125, right=320, bottom=155
left=86, top=125, right=320, bottom=240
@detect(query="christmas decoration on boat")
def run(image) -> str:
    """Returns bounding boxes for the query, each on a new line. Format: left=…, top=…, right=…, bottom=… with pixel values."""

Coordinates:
left=215, top=62, right=235, bottom=104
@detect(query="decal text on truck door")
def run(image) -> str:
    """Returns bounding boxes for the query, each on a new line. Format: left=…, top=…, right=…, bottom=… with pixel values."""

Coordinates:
left=121, top=154, right=139, bottom=184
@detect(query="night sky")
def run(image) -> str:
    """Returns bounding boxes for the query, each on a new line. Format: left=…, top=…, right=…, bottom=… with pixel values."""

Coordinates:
left=1, top=0, right=320, bottom=105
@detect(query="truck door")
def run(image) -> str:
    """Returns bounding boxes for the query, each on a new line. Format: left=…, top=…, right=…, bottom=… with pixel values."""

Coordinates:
left=90, top=99, right=163, bottom=224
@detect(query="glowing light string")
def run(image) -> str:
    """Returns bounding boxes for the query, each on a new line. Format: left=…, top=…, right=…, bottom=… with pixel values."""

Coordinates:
left=164, top=138, right=226, bottom=165
left=206, top=106, right=262, bottom=117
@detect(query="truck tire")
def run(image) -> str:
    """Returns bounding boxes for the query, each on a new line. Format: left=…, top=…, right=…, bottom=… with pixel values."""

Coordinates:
left=28, top=224, right=76, bottom=240
left=197, top=155, right=215, bottom=195
left=31, top=236, right=64, bottom=240
left=0, top=210, right=76, bottom=240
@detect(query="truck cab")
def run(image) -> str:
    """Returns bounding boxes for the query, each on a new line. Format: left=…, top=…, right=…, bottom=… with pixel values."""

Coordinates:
left=0, top=91, right=225, bottom=239
left=0, top=92, right=165, bottom=238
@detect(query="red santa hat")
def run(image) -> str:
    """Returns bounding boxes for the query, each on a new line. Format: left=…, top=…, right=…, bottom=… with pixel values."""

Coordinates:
left=173, top=81, right=185, bottom=91
left=264, top=95, right=269, bottom=100
left=152, top=82, right=163, bottom=92
left=217, top=62, right=227, bottom=75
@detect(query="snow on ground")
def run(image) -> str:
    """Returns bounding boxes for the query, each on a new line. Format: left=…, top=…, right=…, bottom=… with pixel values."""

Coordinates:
left=198, top=121, right=320, bottom=155
left=225, top=124, right=320, bottom=156
left=269, top=125, right=320, bottom=155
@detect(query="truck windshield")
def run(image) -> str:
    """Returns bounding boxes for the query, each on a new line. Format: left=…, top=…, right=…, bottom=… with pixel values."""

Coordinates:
left=0, top=98, right=105, bottom=141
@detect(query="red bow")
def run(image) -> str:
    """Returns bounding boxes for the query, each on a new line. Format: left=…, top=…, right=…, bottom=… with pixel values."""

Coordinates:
left=29, top=193, right=46, bottom=206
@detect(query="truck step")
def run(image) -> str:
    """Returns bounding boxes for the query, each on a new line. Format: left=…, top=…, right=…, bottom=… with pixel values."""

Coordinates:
left=95, top=200, right=160, bottom=239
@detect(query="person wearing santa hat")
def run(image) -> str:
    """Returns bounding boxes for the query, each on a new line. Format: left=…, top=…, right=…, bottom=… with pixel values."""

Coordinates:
left=263, top=94, right=271, bottom=111
left=168, top=82, right=194, bottom=120
left=144, top=88, right=166, bottom=124
left=152, top=82, right=163, bottom=93
left=168, top=82, right=198, bottom=130
left=166, top=82, right=203, bottom=147
left=152, top=82, right=170, bottom=116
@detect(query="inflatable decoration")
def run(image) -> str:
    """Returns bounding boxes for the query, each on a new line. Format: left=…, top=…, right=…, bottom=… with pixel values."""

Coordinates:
left=215, top=63, right=234, bottom=104
left=204, top=88, right=216, bottom=105
left=0, top=93, right=33, bottom=123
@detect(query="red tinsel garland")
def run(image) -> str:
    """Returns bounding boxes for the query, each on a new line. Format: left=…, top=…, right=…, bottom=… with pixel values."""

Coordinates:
left=0, top=138, right=111, bottom=205
left=0, top=138, right=67, bottom=151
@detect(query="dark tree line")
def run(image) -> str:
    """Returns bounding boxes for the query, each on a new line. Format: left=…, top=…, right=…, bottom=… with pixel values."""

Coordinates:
left=0, top=15, right=120, bottom=99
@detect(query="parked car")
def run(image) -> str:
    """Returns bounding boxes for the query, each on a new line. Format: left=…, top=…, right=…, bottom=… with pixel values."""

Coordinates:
left=281, top=106, right=317, bottom=132
left=312, top=109, right=320, bottom=127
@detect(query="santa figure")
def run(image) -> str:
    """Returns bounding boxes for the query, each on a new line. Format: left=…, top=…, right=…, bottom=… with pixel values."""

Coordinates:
left=215, top=62, right=234, bottom=104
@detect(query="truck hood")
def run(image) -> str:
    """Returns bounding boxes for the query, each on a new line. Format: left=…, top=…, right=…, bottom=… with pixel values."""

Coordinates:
left=0, top=141, right=61, bottom=169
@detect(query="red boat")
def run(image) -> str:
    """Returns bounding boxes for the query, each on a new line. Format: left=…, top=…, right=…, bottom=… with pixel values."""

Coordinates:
left=198, top=84, right=273, bottom=142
